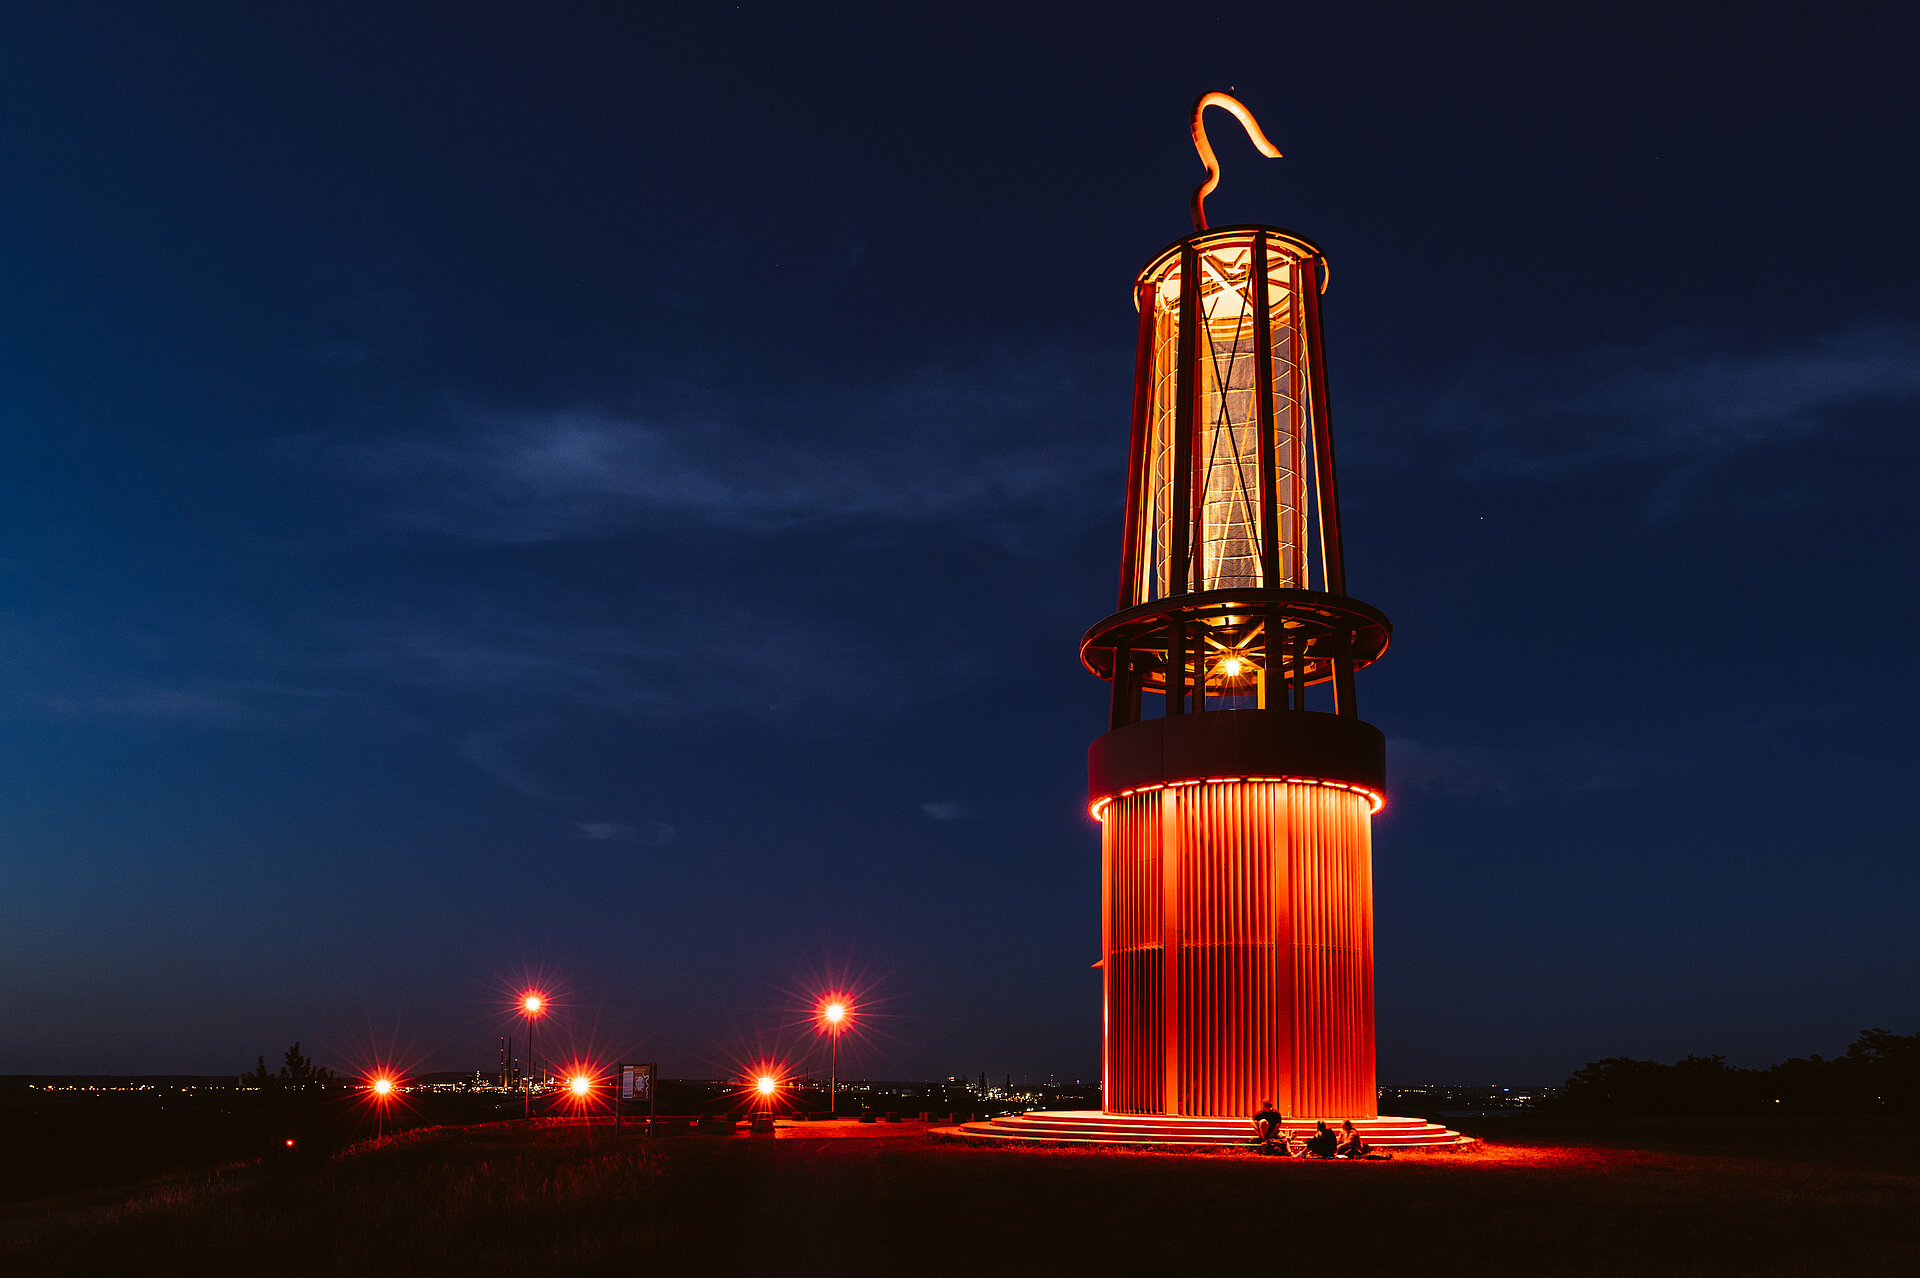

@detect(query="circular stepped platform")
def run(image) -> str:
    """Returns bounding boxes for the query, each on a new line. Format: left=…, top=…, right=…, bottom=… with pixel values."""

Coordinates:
left=945, top=1110, right=1467, bottom=1149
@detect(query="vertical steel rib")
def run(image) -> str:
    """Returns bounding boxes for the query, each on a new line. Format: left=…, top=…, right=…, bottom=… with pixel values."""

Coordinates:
left=1118, top=279, right=1156, bottom=609
left=1252, top=232, right=1280, bottom=589
left=1299, top=255, right=1346, bottom=595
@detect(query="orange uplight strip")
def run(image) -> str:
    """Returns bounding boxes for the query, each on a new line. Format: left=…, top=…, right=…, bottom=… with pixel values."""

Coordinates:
left=1089, top=774, right=1384, bottom=822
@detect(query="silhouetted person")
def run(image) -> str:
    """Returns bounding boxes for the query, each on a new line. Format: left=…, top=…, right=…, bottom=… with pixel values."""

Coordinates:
left=1304, top=1120, right=1338, bottom=1157
left=1251, top=1101, right=1285, bottom=1148
left=1336, top=1120, right=1372, bottom=1158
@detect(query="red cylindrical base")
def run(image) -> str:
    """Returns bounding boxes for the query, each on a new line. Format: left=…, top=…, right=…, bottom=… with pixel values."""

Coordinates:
left=1101, top=779, right=1375, bottom=1118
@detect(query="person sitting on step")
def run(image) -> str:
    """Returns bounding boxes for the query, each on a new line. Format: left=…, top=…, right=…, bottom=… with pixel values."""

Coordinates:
left=1250, top=1100, right=1286, bottom=1150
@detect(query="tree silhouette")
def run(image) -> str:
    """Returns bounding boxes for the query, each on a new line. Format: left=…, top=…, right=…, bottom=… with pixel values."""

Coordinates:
left=247, top=1042, right=345, bottom=1162
left=245, top=1042, right=337, bottom=1094
left=1556, top=1029, right=1920, bottom=1115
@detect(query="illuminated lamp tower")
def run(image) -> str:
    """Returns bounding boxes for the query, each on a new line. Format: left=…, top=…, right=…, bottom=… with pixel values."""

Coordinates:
left=1080, top=94, right=1389, bottom=1123
left=953, top=94, right=1460, bottom=1148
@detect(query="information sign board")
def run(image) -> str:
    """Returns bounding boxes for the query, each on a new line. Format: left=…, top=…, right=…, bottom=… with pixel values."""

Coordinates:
left=615, top=1062, right=658, bottom=1130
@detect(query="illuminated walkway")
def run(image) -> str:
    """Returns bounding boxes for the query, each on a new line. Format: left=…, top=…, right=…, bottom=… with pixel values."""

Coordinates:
left=944, top=1110, right=1467, bottom=1148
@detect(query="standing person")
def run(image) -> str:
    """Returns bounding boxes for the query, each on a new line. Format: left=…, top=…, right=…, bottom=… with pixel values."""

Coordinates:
left=1250, top=1100, right=1286, bottom=1150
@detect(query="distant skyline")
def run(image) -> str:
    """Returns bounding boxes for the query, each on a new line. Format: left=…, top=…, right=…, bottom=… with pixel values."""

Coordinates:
left=2, top=2, right=1916, bottom=1084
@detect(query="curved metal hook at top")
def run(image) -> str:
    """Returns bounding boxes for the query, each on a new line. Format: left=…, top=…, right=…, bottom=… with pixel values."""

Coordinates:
left=1190, top=91, right=1282, bottom=232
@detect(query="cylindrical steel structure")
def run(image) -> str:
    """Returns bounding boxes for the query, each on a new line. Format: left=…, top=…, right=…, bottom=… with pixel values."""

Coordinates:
left=1100, top=780, right=1375, bottom=1118
left=1085, top=223, right=1389, bottom=1120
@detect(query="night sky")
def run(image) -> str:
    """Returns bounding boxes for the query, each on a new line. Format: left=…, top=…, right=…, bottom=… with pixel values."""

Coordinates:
left=3, top=3, right=1916, bottom=1087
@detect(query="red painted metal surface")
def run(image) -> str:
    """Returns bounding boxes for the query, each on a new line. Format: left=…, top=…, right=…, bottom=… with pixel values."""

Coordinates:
left=1102, top=779, right=1376, bottom=1118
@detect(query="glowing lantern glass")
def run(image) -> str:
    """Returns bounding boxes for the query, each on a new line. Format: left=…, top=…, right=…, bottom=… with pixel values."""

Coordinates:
left=1130, top=230, right=1331, bottom=603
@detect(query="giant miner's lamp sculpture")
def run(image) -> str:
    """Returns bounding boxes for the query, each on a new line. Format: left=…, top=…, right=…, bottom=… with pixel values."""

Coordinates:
left=955, top=93, right=1463, bottom=1148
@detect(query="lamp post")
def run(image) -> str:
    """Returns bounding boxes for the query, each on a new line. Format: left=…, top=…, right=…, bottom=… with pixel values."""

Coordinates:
left=519, top=992, right=547, bottom=1120
left=754, top=1072, right=778, bottom=1132
left=819, top=997, right=850, bottom=1117
left=370, top=1074, right=396, bottom=1139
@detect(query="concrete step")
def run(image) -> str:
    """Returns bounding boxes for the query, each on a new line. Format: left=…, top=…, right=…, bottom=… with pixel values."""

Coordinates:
left=944, top=1110, right=1467, bottom=1148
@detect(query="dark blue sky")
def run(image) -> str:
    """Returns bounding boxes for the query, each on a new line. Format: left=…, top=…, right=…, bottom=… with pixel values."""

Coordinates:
left=2, top=2, right=1915, bottom=1085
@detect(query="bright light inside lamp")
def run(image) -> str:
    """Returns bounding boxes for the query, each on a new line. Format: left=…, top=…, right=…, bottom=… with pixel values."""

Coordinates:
left=824, top=1001, right=846, bottom=1025
left=569, top=1073, right=590, bottom=1097
left=1220, top=655, right=1245, bottom=678
left=371, top=1076, right=394, bottom=1097
left=755, top=1074, right=777, bottom=1097
left=521, top=993, right=544, bottom=1015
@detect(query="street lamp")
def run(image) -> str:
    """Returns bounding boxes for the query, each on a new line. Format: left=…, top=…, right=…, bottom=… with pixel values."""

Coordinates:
left=519, top=991, right=547, bottom=1120
left=818, top=996, right=853, bottom=1117
left=369, top=1074, right=397, bottom=1139
left=751, top=1071, right=780, bottom=1134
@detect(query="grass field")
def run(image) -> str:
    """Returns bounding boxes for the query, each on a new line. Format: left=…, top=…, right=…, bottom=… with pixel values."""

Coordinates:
left=3, top=1116, right=1915, bottom=1276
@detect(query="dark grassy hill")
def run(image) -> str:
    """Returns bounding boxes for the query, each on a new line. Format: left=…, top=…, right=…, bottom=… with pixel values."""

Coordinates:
left=4, top=1117, right=1916, bottom=1276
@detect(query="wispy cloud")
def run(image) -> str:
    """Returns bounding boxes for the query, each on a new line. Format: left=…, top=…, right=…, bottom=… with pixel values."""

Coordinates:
left=4, top=348, right=1110, bottom=805
left=458, top=722, right=564, bottom=801
left=1427, top=325, right=1920, bottom=479
left=919, top=800, right=976, bottom=821
left=322, top=599, right=991, bottom=721
left=22, top=677, right=350, bottom=728
left=575, top=820, right=675, bottom=845
left=344, top=354, right=1123, bottom=548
